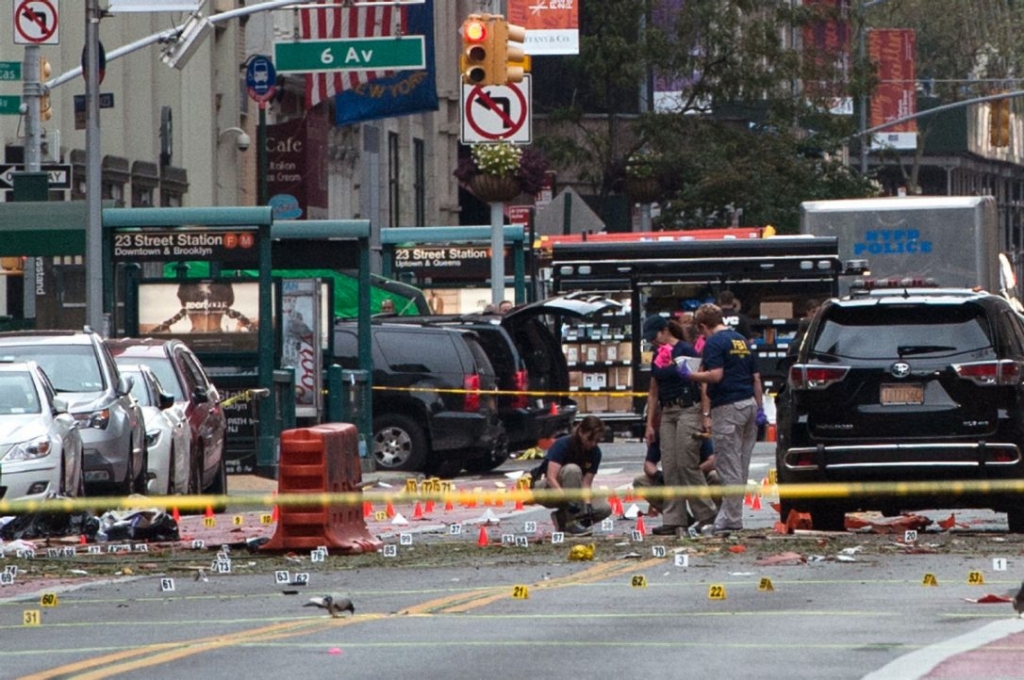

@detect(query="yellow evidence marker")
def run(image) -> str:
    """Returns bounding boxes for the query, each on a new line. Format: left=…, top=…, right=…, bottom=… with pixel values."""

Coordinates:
left=512, top=585, right=530, bottom=599
left=631, top=575, right=648, bottom=588
left=922, top=573, right=939, bottom=586
left=233, top=515, right=244, bottom=526
left=23, top=610, right=41, bottom=626
left=758, top=577, right=774, bottom=592
left=968, top=570, right=985, bottom=585
left=708, top=584, right=727, bottom=600
left=40, top=593, right=58, bottom=607
left=260, top=513, right=274, bottom=525
left=202, top=517, right=216, bottom=528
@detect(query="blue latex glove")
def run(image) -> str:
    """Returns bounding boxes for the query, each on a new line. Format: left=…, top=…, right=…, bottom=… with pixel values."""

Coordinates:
left=756, top=407, right=768, bottom=427
left=673, top=356, right=691, bottom=379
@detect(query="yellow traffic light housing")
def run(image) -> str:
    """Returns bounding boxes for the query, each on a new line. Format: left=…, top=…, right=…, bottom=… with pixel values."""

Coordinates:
left=461, top=14, right=492, bottom=86
left=501, top=21, right=527, bottom=84
left=990, top=97, right=1011, bottom=148
left=39, top=57, right=52, bottom=121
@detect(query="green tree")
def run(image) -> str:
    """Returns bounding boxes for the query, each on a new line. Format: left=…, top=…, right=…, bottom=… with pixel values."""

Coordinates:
left=536, top=0, right=879, bottom=232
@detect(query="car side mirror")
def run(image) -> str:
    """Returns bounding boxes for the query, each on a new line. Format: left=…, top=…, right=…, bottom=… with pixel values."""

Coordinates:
left=158, top=391, right=176, bottom=411
left=118, top=375, right=134, bottom=396
left=52, top=396, right=69, bottom=414
left=192, top=386, right=210, bottom=404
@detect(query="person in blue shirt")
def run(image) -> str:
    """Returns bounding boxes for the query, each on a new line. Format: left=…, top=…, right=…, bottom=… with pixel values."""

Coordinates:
left=643, top=315, right=718, bottom=536
left=533, top=415, right=611, bottom=536
left=685, top=303, right=764, bottom=536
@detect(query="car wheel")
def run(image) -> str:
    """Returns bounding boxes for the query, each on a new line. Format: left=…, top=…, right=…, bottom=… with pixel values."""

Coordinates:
left=1007, top=507, right=1024, bottom=533
left=372, top=415, right=427, bottom=472
left=462, top=437, right=510, bottom=474
left=808, top=503, right=847, bottom=532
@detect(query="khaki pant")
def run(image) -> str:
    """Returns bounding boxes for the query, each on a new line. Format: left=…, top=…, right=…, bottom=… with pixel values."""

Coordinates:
left=535, top=463, right=611, bottom=524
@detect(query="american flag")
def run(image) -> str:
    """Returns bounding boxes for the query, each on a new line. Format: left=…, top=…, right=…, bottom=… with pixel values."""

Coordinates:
left=299, top=1, right=407, bottom=109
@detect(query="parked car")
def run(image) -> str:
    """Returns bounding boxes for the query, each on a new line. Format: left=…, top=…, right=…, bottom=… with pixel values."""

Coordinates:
left=106, top=338, right=227, bottom=496
left=0, top=329, right=146, bottom=495
left=118, top=363, right=191, bottom=496
left=775, top=286, right=1024, bottom=532
left=0, top=360, right=84, bottom=501
left=387, top=301, right=611, bottom=464
left=333, top=321, right=506, bottom=477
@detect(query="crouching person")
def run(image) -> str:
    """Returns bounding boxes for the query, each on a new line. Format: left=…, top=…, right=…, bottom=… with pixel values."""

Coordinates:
left=533, top=416, right=612, bottom=536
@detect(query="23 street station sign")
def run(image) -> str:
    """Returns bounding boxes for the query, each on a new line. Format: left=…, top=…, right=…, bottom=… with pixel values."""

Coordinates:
left=393, top=245, right=513, bottom=281
left=112, top=228, right=258, bottom=263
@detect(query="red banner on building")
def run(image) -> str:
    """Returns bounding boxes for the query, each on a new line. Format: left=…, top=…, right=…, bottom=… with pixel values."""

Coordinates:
left=802, top=0, right=852, bottom=115
left=266, top=108, right=329, bottom=220
left=508, top=0, right=579, bottom=55
left=868, top=28, right=917, bottom=150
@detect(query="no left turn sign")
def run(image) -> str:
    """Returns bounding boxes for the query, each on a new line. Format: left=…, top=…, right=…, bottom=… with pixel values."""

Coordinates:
left=461, top=75, right=531, bottom=144
left=14, top=0, right=59, bottom=45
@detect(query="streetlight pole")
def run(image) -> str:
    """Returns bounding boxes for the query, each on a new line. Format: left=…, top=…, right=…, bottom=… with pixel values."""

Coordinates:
left=85, top=0, right=104, bottom=333
left=858, top=0, right=886, bottom=175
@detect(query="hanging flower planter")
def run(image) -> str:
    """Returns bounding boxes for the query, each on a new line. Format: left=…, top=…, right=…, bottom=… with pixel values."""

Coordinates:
left=470, top=173, right=522, bottom=202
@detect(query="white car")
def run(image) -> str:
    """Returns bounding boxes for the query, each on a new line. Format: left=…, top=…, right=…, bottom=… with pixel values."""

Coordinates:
left=118, top=364, right=191, bottom=496
left=0, top=361, right=84, bottom=502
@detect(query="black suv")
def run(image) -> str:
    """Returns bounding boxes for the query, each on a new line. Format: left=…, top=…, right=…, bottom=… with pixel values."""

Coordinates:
left=333, top=321, right=506, bottom=477
left=776, top=287, right=1024, bottom=531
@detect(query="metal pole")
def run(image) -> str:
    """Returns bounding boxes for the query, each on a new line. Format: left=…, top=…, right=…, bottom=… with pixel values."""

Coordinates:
left=490, top=201, right=504, bottom=305
left=86, top=0, right=104, bottom=332
left=258, top=104, right=268, bottom=205
left=859, top=9, right=868, bottom=175
left=23, top=45, right=41, bottom=171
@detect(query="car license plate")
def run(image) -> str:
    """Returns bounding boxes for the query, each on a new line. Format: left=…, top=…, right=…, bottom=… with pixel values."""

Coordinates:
left=880, top=383, right=924, bottom=405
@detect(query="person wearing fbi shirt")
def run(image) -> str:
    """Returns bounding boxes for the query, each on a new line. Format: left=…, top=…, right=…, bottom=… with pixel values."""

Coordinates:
left=687, top=303, right=765, bottom=537
left=533, top=415, right=612, bottom=536
left=643, top=315, right=718, bottom=536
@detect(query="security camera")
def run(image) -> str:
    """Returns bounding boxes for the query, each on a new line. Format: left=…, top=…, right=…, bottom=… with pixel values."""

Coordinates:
left=236, top=132, right=251, bottom=152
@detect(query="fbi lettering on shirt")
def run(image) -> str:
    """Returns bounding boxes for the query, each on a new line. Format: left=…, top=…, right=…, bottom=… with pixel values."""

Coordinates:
left=729, top=339, right=750, bottom=357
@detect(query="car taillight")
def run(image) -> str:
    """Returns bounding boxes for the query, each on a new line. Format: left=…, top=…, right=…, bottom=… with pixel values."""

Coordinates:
left=463, top=373, right=480, bottom=412
left=789, top=365, right=849, bottom=390
left=954, top=360, right=1021, bottom=386
left=511, top=369, right=528, bottom=409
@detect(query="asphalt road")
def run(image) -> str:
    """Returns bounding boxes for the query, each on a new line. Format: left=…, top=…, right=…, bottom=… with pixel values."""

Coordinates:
left=3, top=441, right=1024, bottom=679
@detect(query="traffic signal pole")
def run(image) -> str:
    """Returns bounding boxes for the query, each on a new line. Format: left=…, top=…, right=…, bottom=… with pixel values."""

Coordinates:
left=22, top=45, right=42, bottom=172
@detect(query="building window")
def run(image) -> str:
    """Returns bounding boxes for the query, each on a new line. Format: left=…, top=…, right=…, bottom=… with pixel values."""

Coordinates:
left=414, top=138, right=425, bottom=226
left=388, top=131, right=399, bottom=227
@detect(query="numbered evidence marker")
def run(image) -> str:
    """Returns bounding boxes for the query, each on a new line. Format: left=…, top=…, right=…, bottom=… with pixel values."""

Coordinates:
left=260, top=513, right=274, bottom=525
left=160, top=578, right=176, bottom=592
left=551, top=531, right=565, bottom=544
left=631, top=574, right=648, bottom=588
left=674, top=554, right=689, bottom=568
left=600, top=518, right=614, bottom=532
left=758, top=577, right=775, bottom=592
left=40, top=593, right=58, bottom=607
left=311, top=549, right=325, bottom=563
left=512, top=584, right=530, bottom=599
left=191, top=539, right=206, bottom=550
left=652, top=545, right=667, bottom=558
left=631, top=529, right=644, bottom=542
left=523, top=521, right=537, bottom=533
left=448, top=523, right=463, bottom=536
left=275, top=570, right=291, bottom=585
left=233, top=515, right=244, bottom=526
left=203, top=516, right=216, bottom=528
left=922, top=573, right=939, bottom=587
left=968, top=570, right=985, bottom=585
left=23, top=610, right=41, bottom=626
left=903, top=529, right=918, bottom=544
left=374, top=510, right=387, bottom=522
left=383, top=544, right=398, bottom=558
left=993, top=557, right=1008, bottom=572
left=708, top=584, right=727, bottom=600
left=399, top=533, right=413, bottom=546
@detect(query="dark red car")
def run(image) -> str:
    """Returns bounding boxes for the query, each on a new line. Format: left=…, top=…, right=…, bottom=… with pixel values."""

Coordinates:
left=106, top=338, right=227, bottom=496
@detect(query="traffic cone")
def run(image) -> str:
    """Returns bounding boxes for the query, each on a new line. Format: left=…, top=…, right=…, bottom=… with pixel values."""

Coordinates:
left=272, top=503, right=280, bottom=521
left=386, top=501, right=396, bottom=518
left=477, top=525, right=489, bottom=547
left=635, top=515, right=646, bottom=536
left=766, top=424, right=777, bottom=442
left=79, top=534, right=87, bottom=545
left=751, top=494, right=762, bottom=511
left=444, top=498, right=454, bottom=512
left=514, top=497, right=525, bottom=511
left=363, top=501, right=373, bottom=519
left=204, top=505, right=214, bottom=518
left=425, top=499, right=435, bottom=514
left=743, top=493, right=753, bottom=507
left=413, top=502, right=424, bottom=520
left=171, top=506, right=181, bottom=523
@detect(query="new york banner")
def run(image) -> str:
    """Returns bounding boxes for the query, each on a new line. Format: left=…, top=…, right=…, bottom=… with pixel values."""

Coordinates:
left=333, top=1, right=438, bottom=126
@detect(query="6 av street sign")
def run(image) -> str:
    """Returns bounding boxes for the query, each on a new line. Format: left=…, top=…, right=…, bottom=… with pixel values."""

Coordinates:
left=0, top=164, right=72, bottom=189
left=273, top=36, right=425, bottom=74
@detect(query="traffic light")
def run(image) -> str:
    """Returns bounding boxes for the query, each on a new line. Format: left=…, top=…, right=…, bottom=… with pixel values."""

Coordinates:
left=493, top=19, right=527, bottom=84
left=39, top=57, right=52, bottom=121
left=990, top=97, right=1011, bottom=148
left=461, top=14, right=493, bottom=86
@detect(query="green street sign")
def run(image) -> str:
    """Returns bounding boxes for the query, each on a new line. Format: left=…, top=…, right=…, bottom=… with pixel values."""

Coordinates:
left=0, top=95, right=22, bottom=115
left=0, top=62, right=22, bottom=81
left=274, top=36, right=426, bottom=74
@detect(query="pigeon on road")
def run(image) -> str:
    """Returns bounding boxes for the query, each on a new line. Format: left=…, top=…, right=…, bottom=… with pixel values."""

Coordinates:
left=305, top=595, right=355, bottom=618
left=1014, top=581, right=1024, bottom=618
